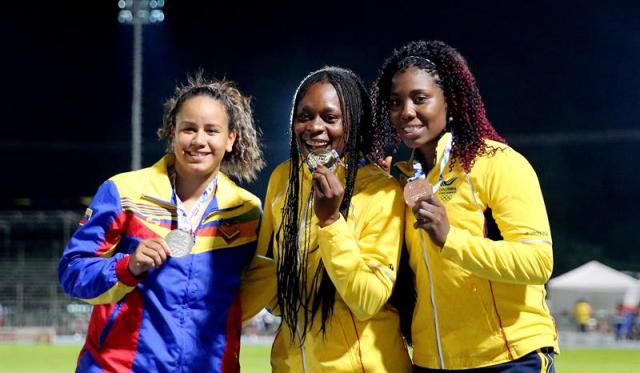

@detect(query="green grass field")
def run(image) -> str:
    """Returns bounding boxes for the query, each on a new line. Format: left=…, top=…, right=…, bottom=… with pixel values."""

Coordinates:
left=0, top=344, right=638, bottom=372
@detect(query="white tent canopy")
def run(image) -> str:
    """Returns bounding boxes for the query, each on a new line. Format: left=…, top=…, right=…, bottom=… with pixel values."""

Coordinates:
left=547, top=260, right=638, bottom=314
left=623, top=280, right=640, bottom=307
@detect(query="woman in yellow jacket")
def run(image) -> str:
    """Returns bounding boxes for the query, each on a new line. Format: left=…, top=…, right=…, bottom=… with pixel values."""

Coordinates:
left=243, top=66, right=411, bottom=372
left=371, top=41, right=558, bottom=372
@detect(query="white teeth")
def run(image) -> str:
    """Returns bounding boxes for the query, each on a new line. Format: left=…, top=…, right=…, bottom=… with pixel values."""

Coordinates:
left=305, top=140, right=328, bottom=146
left=404, top=126, right=422, bottom=133
left=186, top=151, right=210, bottom=156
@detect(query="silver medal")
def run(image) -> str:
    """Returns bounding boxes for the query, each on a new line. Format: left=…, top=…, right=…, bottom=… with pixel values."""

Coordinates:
left=306, top=150, right=338, bottom=173
left=164, top=229, right=194, bottom=258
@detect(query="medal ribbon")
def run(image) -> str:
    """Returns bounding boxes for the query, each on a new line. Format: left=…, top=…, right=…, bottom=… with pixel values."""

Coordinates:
left=409, top=135, right=453, bottom=194
left=171, top=170, right=218, bottom=239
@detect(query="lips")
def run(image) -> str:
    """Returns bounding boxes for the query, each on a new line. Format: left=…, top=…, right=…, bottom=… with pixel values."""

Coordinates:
left=184, top=150, right=212, bottom=161
left=303, top=139, right=330, bottom=153
left=400, top=124, right=426, bottom=138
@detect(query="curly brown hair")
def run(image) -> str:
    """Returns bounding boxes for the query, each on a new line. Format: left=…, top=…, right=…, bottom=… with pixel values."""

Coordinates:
left=371, top=40, right=505, bottom=173
left=158, top=72, right=265, bottom=182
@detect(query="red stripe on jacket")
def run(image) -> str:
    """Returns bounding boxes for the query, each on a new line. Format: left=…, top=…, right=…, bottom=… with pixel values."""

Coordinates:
left=96, top=212, right=161, bottom=256
left=220, top=296, right=242, bottom=373
left=83, top=290, right=145, bottom=372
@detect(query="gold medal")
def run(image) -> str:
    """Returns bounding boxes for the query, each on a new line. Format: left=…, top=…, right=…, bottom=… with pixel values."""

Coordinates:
left=403, top=178, right=433, bottom=208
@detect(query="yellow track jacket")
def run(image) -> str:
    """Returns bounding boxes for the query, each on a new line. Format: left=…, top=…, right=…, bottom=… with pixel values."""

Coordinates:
left=241, top=159, right=412, bottom=372
left=397, top=133, right=559, bottom=369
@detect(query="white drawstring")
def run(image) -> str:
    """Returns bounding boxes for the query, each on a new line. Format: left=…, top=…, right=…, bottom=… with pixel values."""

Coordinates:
left=420, top=231, right=445, bottom=369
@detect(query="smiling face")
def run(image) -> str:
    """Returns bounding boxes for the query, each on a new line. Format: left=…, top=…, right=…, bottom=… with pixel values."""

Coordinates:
left=172, top=95, right=236, bottom=179
left=389, top=67, right=447, bottom=152
left=293, top=82, right=346, bottom=157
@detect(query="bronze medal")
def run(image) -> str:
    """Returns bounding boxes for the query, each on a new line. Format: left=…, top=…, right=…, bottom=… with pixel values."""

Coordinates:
left=403, top=178, right=433, bottom=208
left=164, top=229, right=194, bottom=258
left=306, top=150, right=337, bottom=172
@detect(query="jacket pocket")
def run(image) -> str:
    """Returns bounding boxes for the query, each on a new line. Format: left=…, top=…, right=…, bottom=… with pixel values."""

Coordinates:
left=98, top=300, right=124, bottom=349
left=469, top=279, right=501, bottom=336
left=332, top=308, right=363, bottom=371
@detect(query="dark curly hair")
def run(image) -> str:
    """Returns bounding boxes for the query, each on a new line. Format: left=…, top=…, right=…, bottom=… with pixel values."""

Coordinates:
left=276, top=66, right=387, bottom=343
left=371, top=40, right=505, bottom=173
left=158, top=72, right=265, bottom=182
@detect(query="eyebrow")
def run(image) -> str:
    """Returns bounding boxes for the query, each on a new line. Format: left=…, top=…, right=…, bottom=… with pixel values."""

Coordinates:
left=297, top=104, right=341, bottom=113
left=178, top=120, right=224, bottom=128
left=390, top=88, right=432, bottom=96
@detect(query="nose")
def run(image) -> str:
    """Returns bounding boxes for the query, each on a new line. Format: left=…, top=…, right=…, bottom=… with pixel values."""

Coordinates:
left=400, top=101, right=416, bottom=121
left=304, top=117, right=325, bottom=136
left=192, top=129, right=206, bottom=145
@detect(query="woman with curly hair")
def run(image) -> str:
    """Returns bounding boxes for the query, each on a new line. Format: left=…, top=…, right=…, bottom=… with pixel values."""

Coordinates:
left=244, top=66, right=411, bottom=372
left=59, top=73, right=265, bottom=372
left=371, top=41, right=558, bottom=372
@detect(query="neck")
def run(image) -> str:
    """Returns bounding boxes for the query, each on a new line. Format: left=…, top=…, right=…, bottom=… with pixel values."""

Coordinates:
left=416, top=130, right=449, bottom=172
left=416, top=143, right=438, bottom=172
left=174, top=167, right=218, bottom=203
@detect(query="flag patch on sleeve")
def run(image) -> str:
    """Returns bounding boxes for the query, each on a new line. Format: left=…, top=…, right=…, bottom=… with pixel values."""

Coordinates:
left=79, top=208, right=93, bottom=226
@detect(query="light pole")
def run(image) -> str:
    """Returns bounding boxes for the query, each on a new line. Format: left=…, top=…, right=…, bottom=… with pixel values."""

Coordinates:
left=117, top=0, right=165, bottom=170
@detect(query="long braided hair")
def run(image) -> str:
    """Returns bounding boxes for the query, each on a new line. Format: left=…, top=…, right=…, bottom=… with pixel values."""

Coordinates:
left=371, top=40, right=505, bottom=173
left=276, top=66, right=386, bottom=342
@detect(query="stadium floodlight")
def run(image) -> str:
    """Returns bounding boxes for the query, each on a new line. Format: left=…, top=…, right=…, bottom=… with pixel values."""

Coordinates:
left=117, top=0, right=165, bottom=170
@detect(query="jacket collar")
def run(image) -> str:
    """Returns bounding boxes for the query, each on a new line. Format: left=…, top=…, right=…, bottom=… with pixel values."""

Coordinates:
left=212, top=172, right=245, bottom=211
left=140, top=155, right=174, bottom=207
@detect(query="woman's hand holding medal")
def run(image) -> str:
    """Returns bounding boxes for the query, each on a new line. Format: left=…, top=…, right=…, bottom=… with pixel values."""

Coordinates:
left=128, top=238, right=172, bottom=276
left=312, top=163, right=343, bottom=227
left=404, top=178, right=450, bottom=248
left=307, top=150, right=343, bottom=227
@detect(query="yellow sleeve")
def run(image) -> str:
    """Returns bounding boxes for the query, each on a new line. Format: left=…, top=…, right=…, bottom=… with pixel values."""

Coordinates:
left=238, top=170, right=279, bottom=321
left=239, top=254, right=277, bottom=321
left=317, top=179, right=404, bottom=321
left=441, top=149, right=553, bottom=285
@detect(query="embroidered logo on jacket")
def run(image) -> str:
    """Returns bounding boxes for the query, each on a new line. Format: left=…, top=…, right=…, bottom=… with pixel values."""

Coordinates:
left=437, top=177, right=458, bottom=201
left=218, top=220, right=241, bottom=243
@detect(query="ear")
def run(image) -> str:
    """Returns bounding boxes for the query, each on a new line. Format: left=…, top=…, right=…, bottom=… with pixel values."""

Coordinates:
left=444, top=104, right=452, bottom=131
left=226, top=130, right=237, bottom=153
left=169, top=126, right=177, bottom=152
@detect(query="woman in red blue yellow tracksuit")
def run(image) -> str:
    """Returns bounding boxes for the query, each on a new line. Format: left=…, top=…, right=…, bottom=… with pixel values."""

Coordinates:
left=58, top=75, right=265, bottom=372
left=371, top=41, right=558, bottom=372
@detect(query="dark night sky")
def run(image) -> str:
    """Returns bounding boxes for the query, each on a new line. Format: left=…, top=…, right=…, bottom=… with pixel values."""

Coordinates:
left=1, top=1, right=639, bottom=273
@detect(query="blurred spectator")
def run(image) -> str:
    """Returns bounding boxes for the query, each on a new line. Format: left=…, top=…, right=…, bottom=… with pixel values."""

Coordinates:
left=574, top=299, right=592, bottom=332
left=242, top=308, right=280, bottom=338
left=614, top=303, right=626, bottom=340
left=613, top=303, right=640, bottom=340
left=633, top=305, right=640, bottom=340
